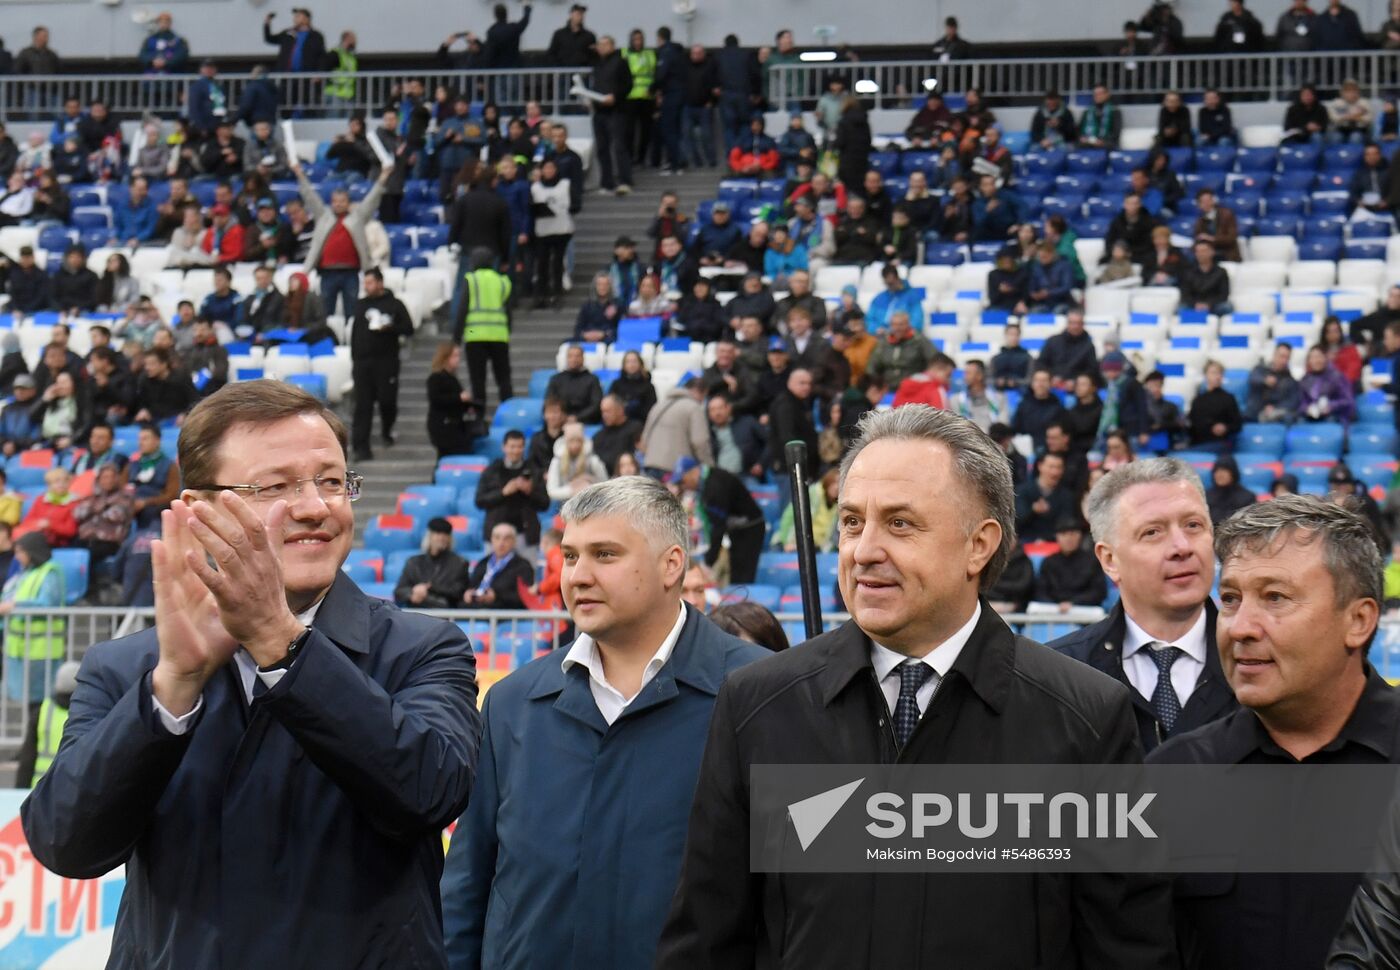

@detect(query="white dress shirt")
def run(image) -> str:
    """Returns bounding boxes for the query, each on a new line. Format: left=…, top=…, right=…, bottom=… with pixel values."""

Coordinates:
left=153, top=598, right=324, bottom=735
left=561, top=603, right=687, bottom=725
left=1121, top=608, right=1208, bottom=707
left=870, top=602, right=982, bottom=719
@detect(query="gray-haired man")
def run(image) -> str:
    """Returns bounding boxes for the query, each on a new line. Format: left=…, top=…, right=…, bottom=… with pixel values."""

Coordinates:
left=658, top=405, right=1176, bottom=968
left=1051, top=457, right=1238, bottom=753
left=441, top=477, right=765, bottom=970
left=1151, top=496, right=1396, bottom=970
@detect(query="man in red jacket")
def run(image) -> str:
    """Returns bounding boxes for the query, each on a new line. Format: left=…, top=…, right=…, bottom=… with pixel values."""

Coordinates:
left=200, top=203, right=244, bottom=265
left=892, top=351, right=955, bottom=410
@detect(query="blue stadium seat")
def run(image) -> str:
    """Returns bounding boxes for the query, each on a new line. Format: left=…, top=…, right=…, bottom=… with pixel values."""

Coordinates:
left=900, top=150, right=939, bottom=175
left=70, top=206, right=112, bottom=230
left=391, top=251, right=430, bottom=269
left=362, top=514, right=422, bottom=552
left=1182, top=172, right=1226, bottom=195
left=492, top=397, right=544, bottom=432
left=1297, top=238, right=1342, bottom=261
left=1286, top=423, right=1345, bottom=456
left=1304, top=214, right=1347, bottom=237
left=342, top=562, right=378, bottom=585
left=383, top=549, right=417, bottom=589
left=434, top=466, right=482, bottom=491
left=1278, top=144, right=1322, bottom=170
left=758, top=553, right=800, bottom=587
left=720, top=584, right=781, bottom=611
left=1064, top=150, right=1107, bottom=174
left=1349, top=220, right=1393, bottom=240
left=1195, top=146, right=1237, bottom=172
left=616, top=317, right=662, bottom=343
left=1107, top=149, right=1150, bottom=173
left=1350, top=426, right=1398, bottom=454
left=398, top=492, right=454, bottom=522
left=1344, top=240, right=1387, bottom=260
left=1323, top=143, right=1365, bottom=170
left=358, top=582, right=397, bottom=602
left=1041, top=196, right=1084, bottom=219
left=1237, top=423, right=1286, bottom=457
left=1082, top=197, right=1117, bottom=218
left=1163, top=146, right=1194, bottom=172
left=1255, top=215, right=1299, bottom=237
left=1358, top=392, right=1395, bottom=426
left=1236, top=147, right=1277, bottom=173
left=283, top=373, right=327, bottom=401
left=51, top=548, right=89, bottom=606
left=1054, top=174, right=1097, bottom=195
left=1072, top=216, right=1109, bottom=238
left=1265, top=193, right=1304, bottom=215
left=868, top=151, right=900, bottom=176
left=1020, top=151, right=1066, bottom=176
left=1272, top=170, right=1315, bottom=192
left=1348, top=453, right=1399, bottom=483
left=1309, top=194, right=1349, bottom=216
left=343, top=549, right=386, bottom=582
left=924, top=242, right=965, bottom=266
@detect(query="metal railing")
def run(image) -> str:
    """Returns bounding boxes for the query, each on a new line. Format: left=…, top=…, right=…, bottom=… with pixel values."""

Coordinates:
left=768, top=51, right=1400, bottom=110
left=0, top=66, right=591, bottom=123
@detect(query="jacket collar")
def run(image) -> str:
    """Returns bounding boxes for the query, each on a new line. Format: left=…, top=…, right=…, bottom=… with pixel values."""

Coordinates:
left=819, top=598, right=1014, bottom=715
left=308, top=570, right=372, bottom=654
left=1088, top=599, right=1226, bottom=685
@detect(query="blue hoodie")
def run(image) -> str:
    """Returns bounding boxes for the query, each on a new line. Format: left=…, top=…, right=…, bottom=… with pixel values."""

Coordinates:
left=495, top=176, right=532, bottom=240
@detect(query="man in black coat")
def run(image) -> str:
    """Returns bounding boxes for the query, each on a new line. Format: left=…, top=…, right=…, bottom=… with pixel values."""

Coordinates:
left=1051, top=458, right=1236, bottom=754
left=463, top=522, right=536, bottom=610
left=394, top=517, right=469, bottom=609
left=1037, top=308, right=1099, bottom=387
left=545, top=344, right=604, bottom=424
left=1152, top=497, right=1392, bottom=970
left=672, top=457, right=765, bottom=585
left=262, top=8, right=326, bottom=72
left=701, top=340, right=761, bottom=417
left=1015, top=451, right=1077, bottom=542
left=766, top=367, right=817, bottom=482
left=449, top=170, right=512, bottom=266
left=546, top=4, right=596, bottom=66
left=657, top=405, right=1175, bottom=968
left=7, top=246, right=53, bottom=314
left=590, top=35, right=633, bottom=194
left=1034, top=515, right=1108, bottom=608
left=348, top=268, right=414, bottom=462
left=592, top=394, right=642, bottom=474
left=475, top=429, right=550, bottom=546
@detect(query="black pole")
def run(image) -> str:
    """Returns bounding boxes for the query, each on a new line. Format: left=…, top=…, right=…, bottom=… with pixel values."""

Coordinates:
left=785, top=440, right=824, bottom=641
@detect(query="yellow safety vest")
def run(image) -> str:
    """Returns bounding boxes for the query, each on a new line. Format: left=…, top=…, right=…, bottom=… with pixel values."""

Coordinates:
left=624, top=49, right=656, bottom=102
left=32, top=697, right=67, bottom=783
left=326, top=48, right=358, bottom=101
left=5, top=561, right=65, bottom=661
left=463, top=269, right=512, bottom=343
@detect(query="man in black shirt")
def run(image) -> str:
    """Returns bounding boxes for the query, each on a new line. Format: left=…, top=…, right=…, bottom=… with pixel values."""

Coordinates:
left=476, top=430, right=549, bottom=546
left=1151, top=496, right=1395, bottom=970
left=1034, top=515, right=1107, bottom=609
left=348, top=268, right=414, bottom=462
left=132, top=348, right=197, bottom=425
left=592, top=394, right=642, bottom=474
left=672, top=456, right=765, bottom=584
left=545, top=4, right=596, bottom=67
left=1015, top=451, right=1075, bottom=542
left=7, top=246, right=52, bottom=314
left=544, top=344, right=603, bottom=423
left=394, top=517, right=469, bottom=608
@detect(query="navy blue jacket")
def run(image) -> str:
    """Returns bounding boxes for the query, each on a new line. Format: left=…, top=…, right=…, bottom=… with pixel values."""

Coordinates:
left=441, top=605, right=767, bottom=970
left=186, top=77, right=226, bottom=134
left=22, top=574, right=482, bottom=970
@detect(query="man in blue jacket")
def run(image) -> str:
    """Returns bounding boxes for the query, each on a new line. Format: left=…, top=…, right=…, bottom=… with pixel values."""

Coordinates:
left=112, top=176, right=157, bottom=248
left=186, top=59, right=228, bottom=139
left=22, top=380, right=482, bottom=969
left=441, top=476, right=766, bottom=970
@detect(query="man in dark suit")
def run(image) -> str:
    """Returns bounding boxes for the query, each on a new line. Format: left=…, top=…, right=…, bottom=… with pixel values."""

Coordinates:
left=1152, top=497, right=1394, bottom=970
left=1051, top=458, right=1237, bottom=753
left=657, top=405, right=1176, bottom=968
left=21, top=381, right=481, bottom=969
left=442, top=477, right=765, bottom=969
left=462, top=522, right=535, bottom=610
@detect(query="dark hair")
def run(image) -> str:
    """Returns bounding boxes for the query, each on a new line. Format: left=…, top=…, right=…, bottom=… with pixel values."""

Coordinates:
left=213, top=266, right=232, bottom=281
left=658, top=26, right=672, bottom=42
left=363, top=267, right=383, bottom=283
left=503, top=429, right=526, bottom=444
left=179, top=382, right=348, bottom=491
left=138, top=421, right=160, bottom=437
left=709, top=601, right=790, bottom=651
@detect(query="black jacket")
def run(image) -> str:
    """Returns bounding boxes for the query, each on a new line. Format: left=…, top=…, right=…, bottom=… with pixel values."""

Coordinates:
left=657, top=605, right=1176, bottom=969
left=1012, top=393, right=1067, bottom=451
left=8, top=265, right=53, bottom=314
left=1152, top=666, right=1398, bottom=970
left=240, top=288, right=287, bottom=335
left=484, top=6, right=530, bottom=68
left=591, top=51, right=632, bottom=114
left=393, top=549, right=469, bottom=608
left=263, top=22, right=327, bottom=72
left=350, top=291, right=414, bottom=360
left=474, top=459, right=549, bottom=545
left=52, top=266, right=98, bottom=313
left=546, top=25, right=597, bottom=67
left=1050, top=601, right=1237, bottom=755
left=673, top=296, right=727, bottom=344
left=526, top=428, right=562, bottom=478
left=1213, top=8, right=1265, bottom=51
left=698, top=466, right=765, bottom=566
left=1179, top=263, right=1230, bottom=309
left=449, top=190, right=512, bottom=262
left=545, top=368, right=603, bottom=423
left=1035, top=548, right=1107, bottom=606
left=464, top=552, right=535, bottom=610
left=1038, top=331, right=1099, bottom=383
left=1188, top=388, right=1242, bottom=447
left=1063, top=398, right=1104, bottom=454
left=1105, top=212, right=1159, bottom=266
left=702, top=363, right=761, bottom=417
left=834, top=109, right=872, bottom=189
left=716, top=44, right=759, bottom=98
left=1015, top=477, right=1076, bottom=542
left=766, top=391, right=816, bottom=475
left=591, top=419, right=642, bottom=473
left=684, top=55, right=720, bottom=107
left=608, top=372, right=657, bottom=423
left=134, top=372, right=198, bottom=424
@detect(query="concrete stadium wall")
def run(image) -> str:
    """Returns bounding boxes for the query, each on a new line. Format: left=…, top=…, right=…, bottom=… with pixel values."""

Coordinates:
left=6, top=0, right=1393, bottom=61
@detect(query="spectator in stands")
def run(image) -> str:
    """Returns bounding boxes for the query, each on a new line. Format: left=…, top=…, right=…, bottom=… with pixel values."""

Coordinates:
left=853, top=170, right=893, bottom=228
left=1013, top=367, right=1067, bottom=451
left=1097, top=351, right=1149, bottom=444
left=674, top=454, right=767, bottom=584
left=776, top=112, right=816, bottom=176
left=641, top=374, right=712, bottom=478
left=1036, top=308, right=1097, bottom=386
left=1384, top=0, right=1400, bottom=49
left=1283, top=84, right=1329, bottom=144
left=591, top=394, right=642, bottom=475
left=76, top=99, right=120, bottom=160
left=1100, top=429, right=1136, bottom=471
left=1154, top=90, right=1194, bottom=148
left=1180, top=240, right=1233, bottom=315
left=240, top=197, right=293, bottom=265
left=988, top=322, right=1031, bottom=391
left=237, top=265, right=285, bottom=336
left=198, top=267, right=240, bottom=326
left=199, top=121, right=244, bottom=179
left=1215, top=0, right=1266, bottom=52
left=167, top=204, right=214, bottom=269
left=0, top=374, right=39, bottom=454
left=1329, top=463, right=1390, bottom=550
left=30, top=371, right=88, bottom=451
left=16, top=25, right=58, bottom=77
left=1023, top=241, right=1076, bottom=314
left=547, top=420, right=609, bottom=503
left=199, top=203, right=244, bottom=266
left=292, top=157, right=390, bottom=319
left=1188, top=359, right=1243, bottom=450
left=755, top=338, right=793, bottom=405
left=867, top=310, right=935, bottom=392
left=1139, top=0, right=1185, bottom=52
left=545, top=3, right=596, bottom=66
left=546, top=344, right=604, bottom=423
left=49, top=97, right=82, bottom=150
left=13, top=467, right=77, bottom=548
left=463, top=522, right=534, bottom=610
left=706, top=391, right=764, bottom=479
left=1078, top=83, right=1122, bottom=150
left=1097, top=240, right=1138, bottom=286
left=833, top=95, right=873, bottom=193
left=865, top=264, right=923, bottom=333
left=7, top=246, right=50, bottom=315
left=183, top=319, right=228, bottom=397
left=1314, top=0, right=1366, bottom=48
left=1192, top=188, right=1242, bottom=262
left=186, top=59, right=228, bottom=139
left=263, top=7, right=325, bottom=73
left=732, top=316, right=767, bottom=372
left=478, top=429, right=550, bottom=546
left=0, top=169, right=32, bottom=226
left=764, top=224, right=807, bottom=287
left=985, top=246, right=1028, bottom=312
left=138, top=11, right=188, bottom=75
left=85, top=349, right=132, bottom=426
left=425, top=343, right=477, bottom=459
left=1348, top=141, right=1393, bottom=220
left=15, top=132, right=49, bottom=184
left=1040, top=419, right=1089, bottom=499
left=1197, top=89, right=1238, bottom=146
left=833, top=194, right=884, bottom=265
left=703, top=340, right=760, bottom=416
left=692, top=202, right=740, bottom=268
left=1030, top=90, right=1078, bottom=150
left=71, top=462, right=133, bottom=569
left=528, top=158, right=574, bottom=309
left=645, top=192, right=690, bottom=262
left=1140, top=224, right=1183, bottom=287
left=585, top=34, right=632, bottom=196
left=666, top=277, right=721, bottom=345
left=724, top=272, right=773, bottom=329
left=109, top=177, right=158, bottom=250
left=767, top=366, right=818, bottom=480
left=628, top=273, right=676, bottom=320
left=892, top=352, right=955, bottom=410
left=610, top=349, right=657, bottom=423
left=1034, top=515, right=1107, bottom=610
left=1062, top=373, right=1105, bottom=454
left=1353, top=285, right=1400, bottom=356
left=1104, top=193, right=1159, bottom=268
left=1016, top=451, right=1075, bottom=542
left=1320, top=316, right=1363, bottom=387
left=601, top=237, right=640, bottom=310
left=971, top=173, right=1017, bottom=242
left=574, top=272, right=623, bottom=344
left=51, top=246, right=98, bottom=315
left=1299, top=342, right=1357, bottom=423
left=1140, top=369, right=1183, bottom=443
left=91, top=254, right=138, bottom=315
left=1327, top=78, right=1374, bottom=144
left=71, top=422, right=125, bottom=476
left=524, top=398, right=568, bottom=478
left=1207, top=455, right=1257, bottom=524
left=348, top=267, right=413, bottom=461
left=788, top=307, right=846, bottom=401
left=393, top=516, right=468, bottom=609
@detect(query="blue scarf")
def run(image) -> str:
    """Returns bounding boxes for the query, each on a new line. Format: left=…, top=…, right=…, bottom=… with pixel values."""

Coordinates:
left=476, top=551, right=516, bottom=594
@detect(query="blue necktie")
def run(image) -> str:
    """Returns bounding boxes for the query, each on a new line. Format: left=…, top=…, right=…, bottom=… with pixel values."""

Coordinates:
left=892, top=660, right=935, bottom=749
left=1148, top=645, right=1184, bottom=733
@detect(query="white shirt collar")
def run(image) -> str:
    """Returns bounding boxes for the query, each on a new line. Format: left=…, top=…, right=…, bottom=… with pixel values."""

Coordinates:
left=1121, top=607, right=1208, bottom=664
left=869, top=601, right=982, bottom=683
left=561, top=602, right=688, bottom=711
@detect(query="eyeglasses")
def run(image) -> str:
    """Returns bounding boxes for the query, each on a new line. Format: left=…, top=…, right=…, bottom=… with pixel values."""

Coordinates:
left=189, top=472, right=363, bottom=504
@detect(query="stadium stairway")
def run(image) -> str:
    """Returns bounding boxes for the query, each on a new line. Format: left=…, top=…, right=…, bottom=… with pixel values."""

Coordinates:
left=352, top=167, right=721, bottom=537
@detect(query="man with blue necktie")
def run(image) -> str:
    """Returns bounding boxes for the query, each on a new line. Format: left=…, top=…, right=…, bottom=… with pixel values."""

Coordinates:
left=462, top=522, right=534, bottom=611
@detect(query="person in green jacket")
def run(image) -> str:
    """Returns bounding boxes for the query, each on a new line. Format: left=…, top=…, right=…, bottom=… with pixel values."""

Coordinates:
left=623, top=29, right=657, bottom=166
left=1, top=531, right=65, bottom=787
left=23, top=659, right=77, bottom=788
left=462, top=246, right=515, bottom=406
left=324, top=31, right=359, bottom=114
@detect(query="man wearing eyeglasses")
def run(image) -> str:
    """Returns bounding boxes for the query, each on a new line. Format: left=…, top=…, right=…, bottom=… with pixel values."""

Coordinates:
left=22, top=380, right=482, bottom=969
